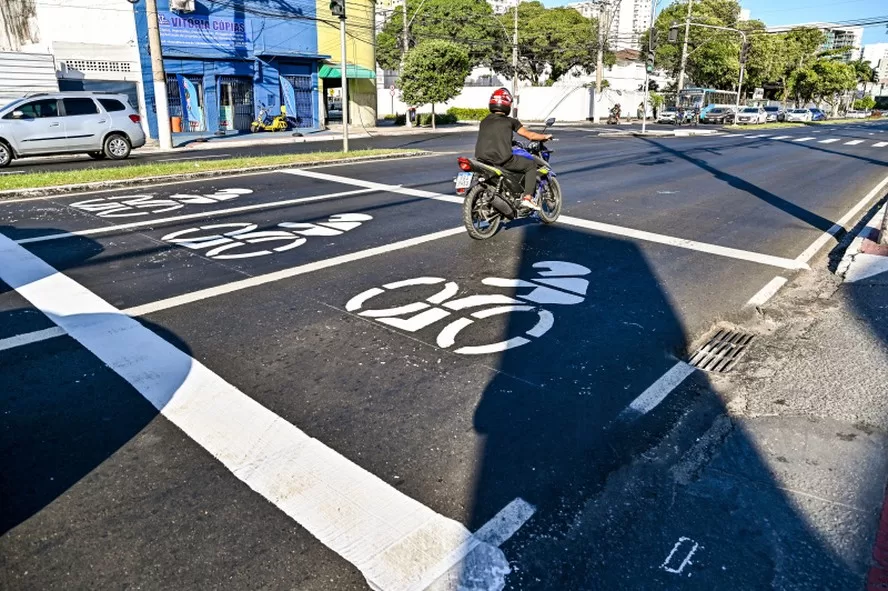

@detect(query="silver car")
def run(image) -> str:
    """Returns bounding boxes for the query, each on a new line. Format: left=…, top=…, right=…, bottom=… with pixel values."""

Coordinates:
left=0, top=92, right=146, bottom=168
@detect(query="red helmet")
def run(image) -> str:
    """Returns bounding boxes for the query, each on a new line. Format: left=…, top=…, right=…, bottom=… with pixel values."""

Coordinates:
left=489, top=87, right=513, bottom=115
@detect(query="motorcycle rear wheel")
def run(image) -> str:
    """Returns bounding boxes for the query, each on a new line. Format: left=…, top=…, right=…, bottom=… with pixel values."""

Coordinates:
left=462, top=185, right=501, bottom=240
left=538, top=177, right=562, bottom=224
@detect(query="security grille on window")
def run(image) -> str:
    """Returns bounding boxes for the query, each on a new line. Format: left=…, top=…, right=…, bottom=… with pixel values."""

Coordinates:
left=64, top=60, right=132, bottom=73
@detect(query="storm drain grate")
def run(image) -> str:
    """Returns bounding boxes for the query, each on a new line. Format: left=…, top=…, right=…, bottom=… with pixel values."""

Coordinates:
left=688, top=329, right=755, bottom=373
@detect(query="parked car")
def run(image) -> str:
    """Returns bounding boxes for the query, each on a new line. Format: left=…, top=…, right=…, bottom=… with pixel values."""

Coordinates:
left=785, top=108, right=812, bottom=122
left=0, top=92, right=146, bottom=168
left=700, top=107, right=735, bottom=124
left=657, top=106, right=678, bottom=123
left=763, top=106, right=785, bottom=122
left=808, top=108, right=827, bottom=121
left=735, top=106, right=767, bottom=124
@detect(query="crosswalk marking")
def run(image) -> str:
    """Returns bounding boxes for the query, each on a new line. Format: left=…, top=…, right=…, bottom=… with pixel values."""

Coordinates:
left=792, top=137, right=815, bottom=142
left=770, top=135, right=792, bottom=140
left=845, top=140, right=864, bottom=145
left=819, top=139, right=840, bottom=144
left=874, top=142, right=888, bottom=148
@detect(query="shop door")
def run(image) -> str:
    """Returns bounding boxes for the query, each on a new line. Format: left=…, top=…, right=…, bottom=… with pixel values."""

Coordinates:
left=282, top=75, right=315, bottom=127
left=166, top=75, right=205, bottom=132
left=218, top=76, right=254, bottom=132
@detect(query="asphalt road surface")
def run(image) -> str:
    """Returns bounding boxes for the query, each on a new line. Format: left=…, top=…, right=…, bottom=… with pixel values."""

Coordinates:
left=2, top=121, right=887, bottom=590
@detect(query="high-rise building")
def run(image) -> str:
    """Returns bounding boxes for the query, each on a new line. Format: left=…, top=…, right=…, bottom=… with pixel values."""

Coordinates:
left=567, top=0, right=652, bottom=51
left=862, top=43, right=888, bottom=84
left=766, top=23, right=864, bottom=63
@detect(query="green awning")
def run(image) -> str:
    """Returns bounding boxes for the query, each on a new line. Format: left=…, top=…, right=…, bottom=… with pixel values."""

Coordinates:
left=318, top=64, right=376, bottom=79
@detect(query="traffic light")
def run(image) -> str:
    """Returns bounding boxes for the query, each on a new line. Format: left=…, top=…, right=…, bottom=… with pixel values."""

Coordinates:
left=668, top=21, right=679, bottom=42
left=646, top=51, right=655, bottom=74
left=739, top=41, right=750, bottom=64
left=330, top=0, right=345, bottom=18
left=650, top=28, right=658, bottom=48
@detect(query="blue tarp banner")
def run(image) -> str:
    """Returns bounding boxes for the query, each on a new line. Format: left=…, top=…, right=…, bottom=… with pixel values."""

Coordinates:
left=176, top=75, right=201, bottom=131
left=280, top=76, right=297, bottom=120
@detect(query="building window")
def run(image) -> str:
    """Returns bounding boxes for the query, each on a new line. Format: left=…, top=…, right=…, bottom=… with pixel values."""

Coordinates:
left=62, top=60, right=132, bottom=73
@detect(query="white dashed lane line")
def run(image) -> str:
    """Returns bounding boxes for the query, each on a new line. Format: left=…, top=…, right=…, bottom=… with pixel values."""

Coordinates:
left=819, top=138, right=840, bottom=144
left=845, top=140, right=865, bottom=145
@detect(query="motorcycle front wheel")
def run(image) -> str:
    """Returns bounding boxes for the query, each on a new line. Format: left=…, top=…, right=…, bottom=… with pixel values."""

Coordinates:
left=462, top=185, right=501, bottom=240
left=250, top=122, right=260, bottom=133
left=538, top=177, right=562, bottom=224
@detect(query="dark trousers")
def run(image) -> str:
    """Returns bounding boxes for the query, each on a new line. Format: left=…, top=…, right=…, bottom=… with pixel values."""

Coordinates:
left=501, top=155, right=537, bottom=196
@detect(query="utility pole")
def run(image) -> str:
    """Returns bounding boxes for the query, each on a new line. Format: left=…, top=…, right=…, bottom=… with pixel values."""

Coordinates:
left=340, top=16, right=349, bottom=152
left=512, top=1, right=519, bottom=118
left=145, top=0, right=172, bottom=150
left=402, top=1, right=411, bottom=127
left=594, top=1, right=605, bottom=123
left=641, top=0, right=656, bottom=134
left=677, top=0, right=692, bottom=91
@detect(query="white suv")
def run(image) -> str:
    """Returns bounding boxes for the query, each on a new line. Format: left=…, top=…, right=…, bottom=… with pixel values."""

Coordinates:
left=0, top=92, right=147, bottom=168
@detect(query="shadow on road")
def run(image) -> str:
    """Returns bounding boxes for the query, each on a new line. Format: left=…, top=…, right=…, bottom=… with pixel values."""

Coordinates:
left=457, top=221, right=873, bottom=588
left=0, top=228, right=193, bottom=535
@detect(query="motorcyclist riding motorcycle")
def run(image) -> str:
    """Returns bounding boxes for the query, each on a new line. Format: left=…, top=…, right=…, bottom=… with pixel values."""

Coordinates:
left=607, top=103, right=622, bottom=124
left=475, top=88, right=552, bottom=211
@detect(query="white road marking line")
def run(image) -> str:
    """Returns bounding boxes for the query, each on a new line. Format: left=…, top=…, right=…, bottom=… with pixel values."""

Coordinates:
left=616, top=361, right=696, bottom=421
left=0, top=326, right=66, bottom=351
left=819, top=138, right=840, bottom=143
left=792, top=137, right=815, bottom=142
left=0, top=170, right=26, bottom=175
left=770, top=135, right=792, bottom=140
left=422, top=499, right=536, bottom=590
left=794, top=172, right=888, bottom=265
left=844, top=140, right=864, bottom=145
left=874, top=141, right=888, bottom=148
left=1, top=227, right=467, bottom=351
left=286, top=170, right=808, bottom=270
left=558, top=215, right=807, bottom=270
left=156, top=154, right=232, bottom=162
left=744, top=276, right=788, bottom=307
left=0, top=232, right=525, bottom=591
left=745, top=134, right=770, bottom=138
left=661, top=537, right=701, bottom=575
left=15, top=187, right=377, bottom=244
left=282, top=168, right=464, bottom=205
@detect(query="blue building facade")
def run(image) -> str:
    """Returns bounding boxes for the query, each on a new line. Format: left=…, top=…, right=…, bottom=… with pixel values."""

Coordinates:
left=134, top=0, right=327, bottom=138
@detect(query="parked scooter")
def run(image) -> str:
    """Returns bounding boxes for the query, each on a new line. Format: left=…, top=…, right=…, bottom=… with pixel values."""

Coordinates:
left=251, top=104, right=290, bottom=132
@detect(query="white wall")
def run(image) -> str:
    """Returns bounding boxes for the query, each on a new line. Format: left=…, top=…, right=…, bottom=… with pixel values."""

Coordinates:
left=378, top=85, right=594, bottom=122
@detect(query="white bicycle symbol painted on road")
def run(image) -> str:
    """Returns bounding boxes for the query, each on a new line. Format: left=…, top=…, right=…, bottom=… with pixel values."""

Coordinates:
left=345, top=261, right=591, bottom=355
left=161, top=213, right=373, bottom=260
left=71, top=188, right=252, bottom=218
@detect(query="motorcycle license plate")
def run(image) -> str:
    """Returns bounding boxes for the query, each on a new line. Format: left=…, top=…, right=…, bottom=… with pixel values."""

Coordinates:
left=455, top=172, right=473, bottom=189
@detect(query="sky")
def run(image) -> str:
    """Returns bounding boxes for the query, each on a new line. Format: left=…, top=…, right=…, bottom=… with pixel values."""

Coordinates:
left=545, top=0, right=888, bottom=46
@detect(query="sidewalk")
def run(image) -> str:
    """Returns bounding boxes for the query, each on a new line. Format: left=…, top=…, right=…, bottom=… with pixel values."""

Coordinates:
left=144, top=122, right=480, bottom=153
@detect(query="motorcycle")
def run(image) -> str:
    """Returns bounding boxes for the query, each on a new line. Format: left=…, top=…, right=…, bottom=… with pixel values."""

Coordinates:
left=454, top=117, right=562, bottom=240
left=606, top=111, right=621, bottom=124
left=251, top=104, right=290, bottom=133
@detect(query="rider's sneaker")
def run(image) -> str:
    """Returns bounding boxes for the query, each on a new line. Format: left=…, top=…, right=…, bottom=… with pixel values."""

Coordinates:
left=519, top=196, right=541, bottom=211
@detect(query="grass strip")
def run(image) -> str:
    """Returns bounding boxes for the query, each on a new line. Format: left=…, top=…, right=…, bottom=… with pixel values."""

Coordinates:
left=0, top=149, right=420, bottom=192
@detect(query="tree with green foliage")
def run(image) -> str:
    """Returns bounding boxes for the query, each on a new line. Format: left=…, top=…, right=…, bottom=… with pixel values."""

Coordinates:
left=399, top=40, right=471, bottom=129
left=850, top=58, right=878, bottom=95
left=854, top=96, right=876, bottom=111
left=788, top=58, right=856, bottom=113
left=490, top=2, right=603, bottom=84
left=376, top=0, right=500, bottom=71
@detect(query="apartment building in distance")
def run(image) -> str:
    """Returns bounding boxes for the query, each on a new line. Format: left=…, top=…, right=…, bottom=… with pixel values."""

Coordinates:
left=566, top=0, right=652, bottom=51
left=766, top=22, right=864, bottom=63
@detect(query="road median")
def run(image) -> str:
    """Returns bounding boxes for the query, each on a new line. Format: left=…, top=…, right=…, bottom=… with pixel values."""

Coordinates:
left=0, top=149, right=428, bottom=198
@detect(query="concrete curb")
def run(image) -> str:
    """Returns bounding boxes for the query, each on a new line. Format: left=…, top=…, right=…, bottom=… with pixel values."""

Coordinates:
left=598, top=129, right=720, bottom=138
left=837, top=202, right=888, bottom=279
left=0, top=151, right=432, bottom=199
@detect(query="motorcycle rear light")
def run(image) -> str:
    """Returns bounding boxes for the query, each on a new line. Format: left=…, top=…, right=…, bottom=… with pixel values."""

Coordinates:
left=457, top=157, right=472, bottom=172
left=129, top=114, right=141, bottom=124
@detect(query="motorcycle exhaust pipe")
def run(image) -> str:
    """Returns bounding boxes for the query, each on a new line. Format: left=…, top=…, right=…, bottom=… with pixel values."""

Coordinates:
left=491, top=195, right=517, bottom=219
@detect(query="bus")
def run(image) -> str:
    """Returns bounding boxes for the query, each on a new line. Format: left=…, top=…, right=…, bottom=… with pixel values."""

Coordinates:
left=677, top=87, right=737, bottom=115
